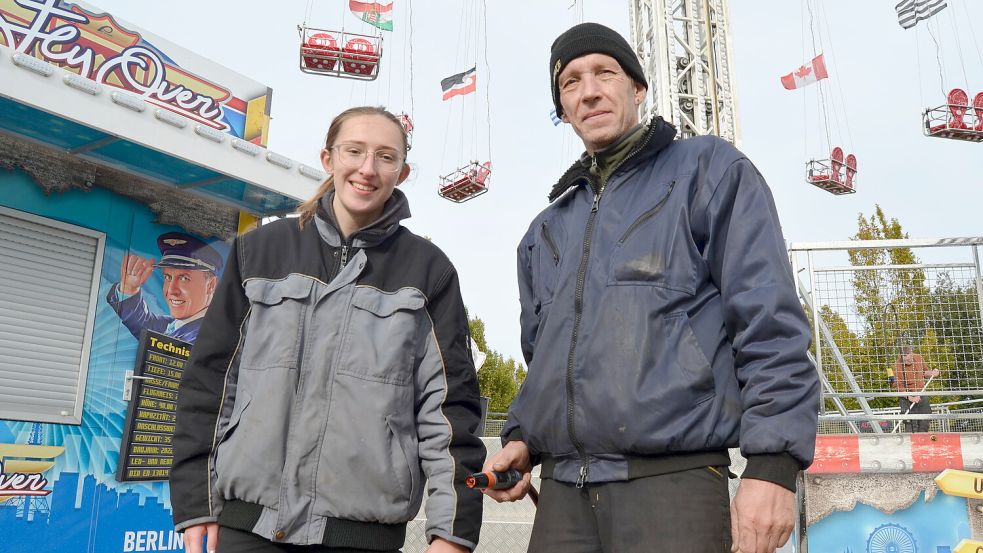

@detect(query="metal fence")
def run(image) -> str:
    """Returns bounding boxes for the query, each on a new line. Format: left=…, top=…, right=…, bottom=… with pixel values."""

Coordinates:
left=790, top=238, right=983, bottom=433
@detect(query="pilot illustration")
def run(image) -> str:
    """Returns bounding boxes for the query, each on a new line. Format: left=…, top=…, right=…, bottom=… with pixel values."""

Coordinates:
left=107, top=232, right=223, bottom=344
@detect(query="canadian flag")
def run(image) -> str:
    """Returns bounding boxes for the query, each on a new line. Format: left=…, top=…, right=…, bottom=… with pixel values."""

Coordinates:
left=780, top=54, right=829, bottom=90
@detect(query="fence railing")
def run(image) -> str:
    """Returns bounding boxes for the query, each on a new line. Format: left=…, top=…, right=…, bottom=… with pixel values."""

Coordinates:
left=790, top=238, right=983, bottom=433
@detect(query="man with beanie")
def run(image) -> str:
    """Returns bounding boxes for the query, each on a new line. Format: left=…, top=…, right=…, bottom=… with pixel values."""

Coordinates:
left=482, top=22, right=819, bottom=553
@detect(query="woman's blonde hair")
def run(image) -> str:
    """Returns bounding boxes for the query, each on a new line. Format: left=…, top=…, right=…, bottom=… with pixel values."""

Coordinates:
left=296, top=106, right=409, bottom=228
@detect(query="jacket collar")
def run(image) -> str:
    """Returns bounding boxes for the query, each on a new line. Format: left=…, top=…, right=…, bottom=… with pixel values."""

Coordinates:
left=314, top=187, right=411, bottom=248
left=547, top=116, right=678, bottom=203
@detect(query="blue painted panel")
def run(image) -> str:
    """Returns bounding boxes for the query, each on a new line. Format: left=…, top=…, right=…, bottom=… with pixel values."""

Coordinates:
left=198, top=178, right=299, bottom=213
left=0, top=97, right=109, bottom=150
left=0, top=171, right=232, bottom=553
left=808, top=491, right=971, bottom=553
left=85, top=140, right=223, bottom=186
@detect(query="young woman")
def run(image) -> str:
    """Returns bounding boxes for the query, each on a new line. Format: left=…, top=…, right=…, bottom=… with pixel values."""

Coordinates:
left=169, top=106, right=485, bottom=553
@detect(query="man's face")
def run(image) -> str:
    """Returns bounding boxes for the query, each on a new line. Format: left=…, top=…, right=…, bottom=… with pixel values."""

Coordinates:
left=558, top=53, right=646, bottom=154
left=162, top=268, right=216, bottom=320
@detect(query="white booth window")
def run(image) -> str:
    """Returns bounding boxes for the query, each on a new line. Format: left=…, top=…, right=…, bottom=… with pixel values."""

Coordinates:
left=0, top=205, right=105, bottom=425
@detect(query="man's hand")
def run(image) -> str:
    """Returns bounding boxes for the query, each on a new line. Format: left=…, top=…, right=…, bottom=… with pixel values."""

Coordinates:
left=182, top=522, right=219, bottom=553
left=120, top=254, right=156, bottom=295
left=426, top=538, right=470, bottom=553
left=730, top=478, right=794, bottom=553
left=481, top=440, right=532, bottom=503
left=928, top=368, right=940, bottom=378
left=908, top=395, right=921, bottom=403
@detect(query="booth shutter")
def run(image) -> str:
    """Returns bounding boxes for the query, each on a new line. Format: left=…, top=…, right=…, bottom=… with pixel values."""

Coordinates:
left=0, top=206, right=104, bottom=424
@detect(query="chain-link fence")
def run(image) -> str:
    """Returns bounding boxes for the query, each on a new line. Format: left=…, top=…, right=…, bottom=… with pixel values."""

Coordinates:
left=790, top=238, right=983, bottom=433
left=482, top=414, right=506, bottom=438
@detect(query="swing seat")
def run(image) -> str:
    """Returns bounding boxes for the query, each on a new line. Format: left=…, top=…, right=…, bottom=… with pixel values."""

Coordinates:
left=298, top=26, right=383, bottom=81
left=301, top=32, right=339, bottom=71
left=397, top=114, right=414, bottom=150
left=806, top=147, right=855, bottom=195
left=341, top=38, right=380, bottom=76
left=438, top=161, right=491, bottom=203
left=975, top=92, right=983, bottom=131
left=924, top=88, right=983, bottom=142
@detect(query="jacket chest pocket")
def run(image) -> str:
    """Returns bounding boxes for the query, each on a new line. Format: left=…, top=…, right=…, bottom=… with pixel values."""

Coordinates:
left=240, top=276, right=315, bottom=370
left=531, top=220, right=564, bottom=308
left=337, top=286, right=426, bottom=386
left=607, top=181, right=697, bottom=294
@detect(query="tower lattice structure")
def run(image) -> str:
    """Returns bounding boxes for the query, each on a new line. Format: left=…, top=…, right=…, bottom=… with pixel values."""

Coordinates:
left=629, top=0, right=740, bottom=145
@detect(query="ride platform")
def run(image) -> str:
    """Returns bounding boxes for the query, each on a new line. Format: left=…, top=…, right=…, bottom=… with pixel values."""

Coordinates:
left=299, top=26, right=382, bottom=81
left=438, top=161, right=491, bottom=203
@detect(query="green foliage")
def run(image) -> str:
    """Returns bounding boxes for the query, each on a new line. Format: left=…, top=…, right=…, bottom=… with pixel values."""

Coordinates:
left=848, top=205, right=927, bottom=337
left=926, top=275, right=982, bottom=402
left=468, top=315, right=526, bottom=413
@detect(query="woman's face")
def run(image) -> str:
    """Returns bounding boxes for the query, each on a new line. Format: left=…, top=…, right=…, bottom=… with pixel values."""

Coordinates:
left=320, top=114, right=409, bottom=232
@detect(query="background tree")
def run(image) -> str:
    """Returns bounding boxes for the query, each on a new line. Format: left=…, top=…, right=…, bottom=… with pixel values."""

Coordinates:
left=926, top=273, right=982, bottom=402
left=468, top=315, right=525, bottom=413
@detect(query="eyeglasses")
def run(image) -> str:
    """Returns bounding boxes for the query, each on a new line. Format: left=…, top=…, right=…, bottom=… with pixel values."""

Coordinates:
left=329, top=144, right=405, bottom=173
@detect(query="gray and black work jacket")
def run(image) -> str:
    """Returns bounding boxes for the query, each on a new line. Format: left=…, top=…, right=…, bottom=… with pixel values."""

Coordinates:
left=503, top=118, right=820, bottom=491
left=170, top=190, right=484, bottom=550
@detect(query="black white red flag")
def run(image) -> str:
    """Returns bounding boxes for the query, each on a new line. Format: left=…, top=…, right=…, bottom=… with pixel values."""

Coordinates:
left=441, top=67, right=477, bottom=101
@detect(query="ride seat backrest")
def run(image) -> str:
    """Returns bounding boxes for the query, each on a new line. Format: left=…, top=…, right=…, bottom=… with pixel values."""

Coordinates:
left=830, top=147, right=844, bottom=183
left=947, top=88, right=969, bottom=129
left=304, top=33, right=338, bottom=69
left=342, top=38, right=378, bottom=75
left=398, top=115, right=414, bottom=134
left=476, top=162, right=492, bottom=185
left=844, top=154, right=857, bottom=189
left=974, top=92, right=983, bottom=131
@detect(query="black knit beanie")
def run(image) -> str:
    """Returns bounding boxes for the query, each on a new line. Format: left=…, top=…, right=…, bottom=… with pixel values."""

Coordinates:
left=549, top=22, right=648, bottom=118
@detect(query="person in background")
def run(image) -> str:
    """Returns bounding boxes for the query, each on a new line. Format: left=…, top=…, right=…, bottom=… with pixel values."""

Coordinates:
left=894, top=345, right=940, bottom=433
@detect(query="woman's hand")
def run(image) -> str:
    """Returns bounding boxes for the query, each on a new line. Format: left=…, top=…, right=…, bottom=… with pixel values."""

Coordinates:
left=182, top=522, right=219, bottom=553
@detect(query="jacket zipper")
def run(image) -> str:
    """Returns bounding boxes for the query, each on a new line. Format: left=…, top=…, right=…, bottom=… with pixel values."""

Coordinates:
left=340, top=244, right=350, bottom=269
left=541, top=221, right=560, bottom=265
left=564, top=132, right=658, bottom=488
left=567, top=187, right=601, bottom=488
left=617, top=180, right=676, bottom=244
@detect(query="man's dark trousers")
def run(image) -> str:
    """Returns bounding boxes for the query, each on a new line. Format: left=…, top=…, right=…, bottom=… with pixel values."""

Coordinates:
left=899, top=397, right=932, bottom=433
left=527, top=466, right=732, bottom=552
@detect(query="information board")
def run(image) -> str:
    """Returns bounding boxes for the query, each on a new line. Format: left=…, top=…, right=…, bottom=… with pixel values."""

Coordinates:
left=116, top=330, right=190, bottom=482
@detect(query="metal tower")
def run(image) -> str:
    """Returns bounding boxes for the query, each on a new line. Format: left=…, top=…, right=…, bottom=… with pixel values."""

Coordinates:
left=628, top=0, right=741, bottom=145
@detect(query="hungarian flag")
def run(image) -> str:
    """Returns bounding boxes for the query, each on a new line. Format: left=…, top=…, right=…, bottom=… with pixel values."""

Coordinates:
left=780, top=54, right=828, bottom=90
left=441, top=67, right=477, bottom=101
left=349, top=0, right=393, bottom=31
left=895, top=0, right=947, bottom=30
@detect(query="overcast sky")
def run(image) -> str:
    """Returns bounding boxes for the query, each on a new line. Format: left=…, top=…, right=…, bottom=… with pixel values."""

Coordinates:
left=87, top=0, right=983, bottom=367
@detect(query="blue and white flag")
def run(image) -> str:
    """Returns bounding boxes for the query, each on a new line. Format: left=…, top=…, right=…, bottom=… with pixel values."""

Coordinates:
left=549, top=109, right=561, bottom=126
